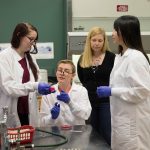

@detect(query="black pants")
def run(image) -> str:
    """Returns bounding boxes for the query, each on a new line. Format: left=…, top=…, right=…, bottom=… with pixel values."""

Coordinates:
left=18, top=113, right=29, bottom=126
left=90, top=103, right=111, bottom=146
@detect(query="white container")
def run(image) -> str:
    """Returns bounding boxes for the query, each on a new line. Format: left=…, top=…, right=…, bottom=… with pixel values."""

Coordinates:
left=39, top=69, right=48, bottom=83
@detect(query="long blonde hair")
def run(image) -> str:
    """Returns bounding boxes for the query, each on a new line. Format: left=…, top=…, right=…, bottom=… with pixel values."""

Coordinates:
left=80, top=27, right=110, bottom=68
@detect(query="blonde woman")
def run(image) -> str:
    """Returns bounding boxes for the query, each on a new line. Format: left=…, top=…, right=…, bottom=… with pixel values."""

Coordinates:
left=77, top=27, right=115, bottom=146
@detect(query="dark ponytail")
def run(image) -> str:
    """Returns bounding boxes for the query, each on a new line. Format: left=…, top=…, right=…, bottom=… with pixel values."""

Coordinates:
left=26, top=52, right=38, bottom=81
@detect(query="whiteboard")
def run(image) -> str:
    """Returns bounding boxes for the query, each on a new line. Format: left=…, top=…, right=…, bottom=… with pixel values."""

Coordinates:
left=72, top=0, right=150, bottom=17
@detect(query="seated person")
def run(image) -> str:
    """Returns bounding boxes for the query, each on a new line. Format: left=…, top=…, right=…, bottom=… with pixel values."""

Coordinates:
left=40, top=59, right=92, bottom=127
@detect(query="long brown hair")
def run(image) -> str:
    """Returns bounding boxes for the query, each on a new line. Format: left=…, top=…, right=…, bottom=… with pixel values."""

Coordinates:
left=11, top=23, right=38, bottom=81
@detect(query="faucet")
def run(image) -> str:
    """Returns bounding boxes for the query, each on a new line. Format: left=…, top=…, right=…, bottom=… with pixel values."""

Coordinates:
left=0, top=106, right=10, bottom=150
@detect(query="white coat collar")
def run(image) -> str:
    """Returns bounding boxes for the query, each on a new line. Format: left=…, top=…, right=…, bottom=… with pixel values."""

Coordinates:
left=11, top=47, right=29, bottom=69
left=54, top=81, right=78, bottom=93
left=11, top=47, right=25, bottom=62
left=122, top=48, right=134, bottom=57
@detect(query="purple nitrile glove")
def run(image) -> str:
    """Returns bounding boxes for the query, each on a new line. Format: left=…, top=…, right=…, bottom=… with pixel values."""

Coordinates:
left=50, top=102, right=60, bottom=119
left=57, top=91, right=70, bottom=103
left=97, top=86, right=111, bottom=98
left=38, top=83, right=56, bottom=95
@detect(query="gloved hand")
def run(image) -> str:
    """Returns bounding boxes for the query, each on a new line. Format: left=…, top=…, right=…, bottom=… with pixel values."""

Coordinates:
left=51, top=102, right=60, bottom=119
left=57, top=91, right=70, bottom=103
left=38, top=83, right=55, bottom=95
left=97, top=86, right=111, bottom=98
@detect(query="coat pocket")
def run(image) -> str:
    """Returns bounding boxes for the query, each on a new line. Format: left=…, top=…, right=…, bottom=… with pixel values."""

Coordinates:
left=112, top=116, right=133, bottom=144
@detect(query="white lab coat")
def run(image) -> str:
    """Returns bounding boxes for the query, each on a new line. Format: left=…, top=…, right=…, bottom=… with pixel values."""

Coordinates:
left=0, top=47, right=40, bottom=127
left=110, top=48, right=150, bottom=150
left=40, top=82, right=92, bottom=127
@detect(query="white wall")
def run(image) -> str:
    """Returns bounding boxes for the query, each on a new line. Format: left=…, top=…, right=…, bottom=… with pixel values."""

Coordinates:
left=72, top=0, right=150, bottom=32
left=72, top=0, right=150, bottom=17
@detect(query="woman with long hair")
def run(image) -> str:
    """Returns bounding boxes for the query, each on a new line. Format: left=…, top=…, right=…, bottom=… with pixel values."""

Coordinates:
left=97, top=15, right=150, bottom=149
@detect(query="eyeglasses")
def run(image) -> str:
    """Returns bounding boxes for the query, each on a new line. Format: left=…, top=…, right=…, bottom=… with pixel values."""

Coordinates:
left=57, top=68, right=73, bottom=75
left=26, top=36, right=38, bottom=54
left=26, top=36, right=37, bottom=44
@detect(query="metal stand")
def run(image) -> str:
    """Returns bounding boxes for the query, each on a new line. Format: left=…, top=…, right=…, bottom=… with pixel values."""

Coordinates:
left=0, top=107, right=10, bottom=150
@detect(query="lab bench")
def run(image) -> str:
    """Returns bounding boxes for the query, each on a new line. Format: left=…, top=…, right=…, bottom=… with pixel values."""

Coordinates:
left=1, top=125, right=110, bottom=150
left=0, top=125, right=110, bottom=150
left=30, top=125, right=110, bottom=150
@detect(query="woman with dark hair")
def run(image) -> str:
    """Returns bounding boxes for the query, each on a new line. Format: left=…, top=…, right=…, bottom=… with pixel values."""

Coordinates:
left=97, top=15, right=150, bottom=149
left=0, top=23, right=52, bottom=127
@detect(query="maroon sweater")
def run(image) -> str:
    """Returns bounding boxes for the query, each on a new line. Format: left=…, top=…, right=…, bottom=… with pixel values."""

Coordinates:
left=18, top=57, right=30, bottom=114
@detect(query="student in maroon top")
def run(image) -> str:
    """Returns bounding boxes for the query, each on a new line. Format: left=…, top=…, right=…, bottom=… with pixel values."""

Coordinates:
left=0, top=23, right=53, bottom=127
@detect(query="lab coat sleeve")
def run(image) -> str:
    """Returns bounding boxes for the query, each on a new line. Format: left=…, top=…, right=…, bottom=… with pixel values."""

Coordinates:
left=68, top=86, right=92, bottom=120
left=40, top=95, right=54, bottom=126
left=40, top=94, right=64, bottom=126
left=111, top=55, right=150, bottom=103
left=0, top=60, right=38, bottom=97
